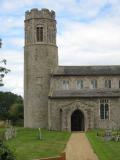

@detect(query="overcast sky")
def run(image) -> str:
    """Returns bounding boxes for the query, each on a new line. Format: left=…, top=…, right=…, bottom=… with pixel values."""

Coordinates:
left=0, top=0, right=120, bottom=96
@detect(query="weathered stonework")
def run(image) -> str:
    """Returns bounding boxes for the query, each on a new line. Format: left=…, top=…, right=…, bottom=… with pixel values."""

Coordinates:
left=48, top=98, right=120, bottom=131
left=24, top=8, right=120, bottom=131
left=24, top=8, right=58, bottom=128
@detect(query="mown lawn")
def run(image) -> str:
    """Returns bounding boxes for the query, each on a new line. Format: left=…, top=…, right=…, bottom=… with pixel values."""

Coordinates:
left=86, top=130, right=120, bottom=160
left=3, top=128, right=70, bottom=160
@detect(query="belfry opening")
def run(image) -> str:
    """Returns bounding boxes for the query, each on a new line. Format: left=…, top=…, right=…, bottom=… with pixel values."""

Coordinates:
left=71, top=109, right=85, bottom=131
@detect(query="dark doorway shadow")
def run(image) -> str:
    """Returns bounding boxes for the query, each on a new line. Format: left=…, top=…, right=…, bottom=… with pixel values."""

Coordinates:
left=71, top=109, right=84, bottom=131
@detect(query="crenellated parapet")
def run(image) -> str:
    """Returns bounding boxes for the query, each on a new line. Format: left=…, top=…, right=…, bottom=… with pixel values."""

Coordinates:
left=25, top=8, right=55, bottom=20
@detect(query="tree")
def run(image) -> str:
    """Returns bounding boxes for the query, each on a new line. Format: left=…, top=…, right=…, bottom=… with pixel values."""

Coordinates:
left=9, top=103, right=24, bottom=123
left=0, top=92, right=23, bottom=120
left=0, top=39, right=10, bottom=86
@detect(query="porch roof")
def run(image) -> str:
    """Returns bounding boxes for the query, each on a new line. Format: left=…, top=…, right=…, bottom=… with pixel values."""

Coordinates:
left=49, top=89, right=120, bottom=98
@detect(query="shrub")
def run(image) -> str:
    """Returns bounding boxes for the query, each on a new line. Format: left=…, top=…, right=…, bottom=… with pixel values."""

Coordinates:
left=0, top=141, right=16, bottom=160
left=97, top=130, right=105, bottom=137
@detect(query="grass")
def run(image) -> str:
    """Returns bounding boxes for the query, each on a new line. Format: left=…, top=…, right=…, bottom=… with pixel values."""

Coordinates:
left=4, top=128, right=70, bottom=160
left=96, top=129, right=120, bottom=137
left=86, top=130, right=120, bottom=160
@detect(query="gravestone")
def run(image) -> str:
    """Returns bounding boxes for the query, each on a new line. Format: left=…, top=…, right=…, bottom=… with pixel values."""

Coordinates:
left=4, top=127, right=16, bottom=140
left=104, top=128, right=112, bottom=141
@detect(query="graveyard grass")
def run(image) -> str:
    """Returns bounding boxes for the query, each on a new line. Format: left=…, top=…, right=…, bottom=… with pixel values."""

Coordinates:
left=86, top=130, right=120, bottom=160
left=3, top=128, right=70, bottom=160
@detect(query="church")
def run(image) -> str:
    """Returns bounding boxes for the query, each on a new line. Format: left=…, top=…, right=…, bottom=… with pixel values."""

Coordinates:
left=24, top=8, right=120, bottom=131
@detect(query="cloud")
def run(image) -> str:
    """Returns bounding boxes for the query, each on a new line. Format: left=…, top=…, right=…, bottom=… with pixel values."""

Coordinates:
left=0, top=16, right=24, bottom=33
left=0, top=50, right=23, bottom=64
left=1, top=0, right=36, bottom=12
left=1, top=0, right=118, bottom=19
left=1, top=74, right=23, bottom=96
left=39, top=0, right=120, bottom=21
left=7, top=38, right=24, bottom=48
left=0, top=49, right=23, bottom=96
left=0, top=0, right=120, bottom=96
left=58, top=19, right=120, bottom=65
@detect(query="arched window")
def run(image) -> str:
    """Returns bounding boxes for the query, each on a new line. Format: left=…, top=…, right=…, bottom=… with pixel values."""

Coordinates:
left=100, top=99, right=109, bottom=119
left=77, top=80, right=83, bottom=89
left=36, top=26, right=43, bottom=42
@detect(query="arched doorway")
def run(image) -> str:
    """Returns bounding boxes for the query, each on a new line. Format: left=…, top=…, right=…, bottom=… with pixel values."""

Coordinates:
left=71, top=109, right=84, bottom=131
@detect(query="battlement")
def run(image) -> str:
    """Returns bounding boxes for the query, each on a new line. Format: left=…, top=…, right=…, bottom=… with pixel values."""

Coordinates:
left=25, top=8, right=55, bottom=20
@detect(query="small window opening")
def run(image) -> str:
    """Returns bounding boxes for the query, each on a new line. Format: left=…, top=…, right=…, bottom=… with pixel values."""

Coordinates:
left=91, top=80, right=97, bottom=89
left=77, top=80, right=83, bottom=89
left=36, top=27, right=43, bottom=42
left=63, top=80, right=69, bottom=90
left=105, top=80, right=111, bottom=88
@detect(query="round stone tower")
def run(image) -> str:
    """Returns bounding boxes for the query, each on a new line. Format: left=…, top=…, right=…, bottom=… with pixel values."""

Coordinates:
left=24, top=8, right=58, bottom=128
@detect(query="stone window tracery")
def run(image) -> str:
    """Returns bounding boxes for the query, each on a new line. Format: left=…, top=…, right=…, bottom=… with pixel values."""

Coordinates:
left=36, top=26, right=43, bottom=42
left=100, top=99, right=109, bottom=120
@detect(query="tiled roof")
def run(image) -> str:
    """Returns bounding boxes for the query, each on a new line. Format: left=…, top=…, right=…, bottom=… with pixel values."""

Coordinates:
left=52, top=66, right=120, bottom=76
left=49, top=89, right=120, bottom=98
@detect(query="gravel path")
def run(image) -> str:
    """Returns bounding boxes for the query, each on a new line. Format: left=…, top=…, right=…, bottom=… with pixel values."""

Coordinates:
left=65, top=133, right=99, bottom=160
